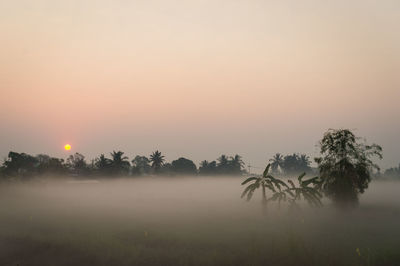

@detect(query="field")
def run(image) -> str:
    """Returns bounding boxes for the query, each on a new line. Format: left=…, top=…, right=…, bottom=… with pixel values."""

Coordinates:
left=1, top=177, right=400, bottom=266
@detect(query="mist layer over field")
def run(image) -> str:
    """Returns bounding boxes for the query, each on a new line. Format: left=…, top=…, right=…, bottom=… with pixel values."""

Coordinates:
left=1, top=177, right=399, bottom=266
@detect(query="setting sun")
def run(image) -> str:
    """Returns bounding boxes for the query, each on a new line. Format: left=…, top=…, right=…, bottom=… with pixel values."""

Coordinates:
left=0, top=1, right=400, bottom=265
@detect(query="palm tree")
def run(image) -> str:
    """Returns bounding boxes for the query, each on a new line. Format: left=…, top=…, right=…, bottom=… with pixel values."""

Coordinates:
left=95, top=154, right=112, bottom=175
left=217, top=155, right=229, bottom=174
left=150, top=150, right=165, bottom=173
left=298, top=154, right=311, bottom=173
left=217, top=155, right=228, bottom=166
left=282, top=153, right=300, bottom=175
left=269, top=153, right=283, bottom=174
left=200, top=160, right=209, bottom=168
left=199, top=160, right=217, bottom=175
left=110, top=151, right=130, bottom=175
left=96, top=154, right=112, bottom=167
left=231, top=154, right=244, bottom=175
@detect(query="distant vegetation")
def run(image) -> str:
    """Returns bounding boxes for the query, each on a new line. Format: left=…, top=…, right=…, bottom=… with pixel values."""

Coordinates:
left=269, top=153, right=313, bottom=175
left=383, top=163, right=400, bottom=179
left=0, top=151, right=248, bottom=179
left=0, top=150, right=320, bottom=180
left=0, top=128, right=397, bottom=184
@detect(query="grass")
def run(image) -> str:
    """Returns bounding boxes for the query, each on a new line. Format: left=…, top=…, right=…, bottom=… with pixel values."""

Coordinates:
left=0, top=178, right=399, bottom=266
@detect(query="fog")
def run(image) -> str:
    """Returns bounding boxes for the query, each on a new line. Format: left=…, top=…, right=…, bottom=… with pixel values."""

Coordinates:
left=1, top=177, right=400, bottom=265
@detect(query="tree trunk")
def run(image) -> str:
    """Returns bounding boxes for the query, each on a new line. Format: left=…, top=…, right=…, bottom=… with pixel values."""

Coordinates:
left=262, top=186, right=267, bottom=206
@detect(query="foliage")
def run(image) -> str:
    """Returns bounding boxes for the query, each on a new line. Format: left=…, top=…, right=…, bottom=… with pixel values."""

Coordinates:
left=66, top=153, right=90, bottom=176
left=131, top=156, right=151, bottom=175
left=199, top=154, right=244, bottom=175
left=0, top=148, right=250, bottom=178
left=109, top=151, right=130, bottom=176
left=149, top=150, right=165, bottom=174
left=198, top=160, right=217, bottom=175
left=269, top=153, right=284, bottom=174
left=384, top=163, right=400, bottom=179
left=315, top=129, right=383, bottom=207
left=94, top=154, right=113, bottom=175
left=159, top=162, right=173, bottom=175
left=217, top=155, right=230, bottom=173
left=241, top=164, right=323, bottom=209
left=36, top=154, right=66, bottom=175
left=2, top=152, right=38, bottom=178
left=269, top=153, right=312, bottom=176
left=230, top=154, right=245, bottom=175
left=171, top=157, right=197, bottom=175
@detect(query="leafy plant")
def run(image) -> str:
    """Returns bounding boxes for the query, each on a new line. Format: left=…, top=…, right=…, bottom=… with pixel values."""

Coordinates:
left=269, top=153, right=283, bottom=174
left=150, top=150, right=165, bottom=173
left=241, top=164, right=323, bottom=209
left=315, top=129, right=383, bottom=207
left=110, top=151, right=130, bottom=176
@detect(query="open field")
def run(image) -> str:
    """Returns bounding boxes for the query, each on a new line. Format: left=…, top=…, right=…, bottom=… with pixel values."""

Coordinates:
left=1, top=177, right=400, bottom=266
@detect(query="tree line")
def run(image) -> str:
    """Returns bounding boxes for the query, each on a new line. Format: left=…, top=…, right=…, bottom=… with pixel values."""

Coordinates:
left=383, top=163, right=400, bottom=179
left=0, top=149, right=397, bottom=180
left=268, top=153, right=313, bottom=175
left=0, top=148, right=325, bottom=180
left=0, top=151, right=248, bottom=179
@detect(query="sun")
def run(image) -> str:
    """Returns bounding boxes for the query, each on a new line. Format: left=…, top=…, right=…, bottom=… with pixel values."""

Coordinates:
left=64, top=144, right=71, bottom=151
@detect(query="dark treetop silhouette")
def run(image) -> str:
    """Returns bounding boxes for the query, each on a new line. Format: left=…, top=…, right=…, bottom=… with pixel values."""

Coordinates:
left=0, top=151, right=250, bottom=178
left=0, top=129, right=392, bottom=195
left=315, top=129, right=383, bottom=207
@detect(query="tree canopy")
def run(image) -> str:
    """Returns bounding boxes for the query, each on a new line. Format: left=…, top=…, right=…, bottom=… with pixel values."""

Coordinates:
left=269, top=153, right=312, bottom=176
left=150, top=150, right=165, bottom=174
left=171, top=157, right=197, bottom=175
left=315, top=129, right=383, bottom=207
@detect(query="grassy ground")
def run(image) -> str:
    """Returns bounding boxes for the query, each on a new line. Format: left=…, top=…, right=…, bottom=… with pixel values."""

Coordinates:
left=0, top=178, right=399, bottom=266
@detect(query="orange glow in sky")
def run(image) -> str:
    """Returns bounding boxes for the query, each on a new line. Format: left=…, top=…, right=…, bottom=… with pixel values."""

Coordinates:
left=0, top=0, right=399, bottom=169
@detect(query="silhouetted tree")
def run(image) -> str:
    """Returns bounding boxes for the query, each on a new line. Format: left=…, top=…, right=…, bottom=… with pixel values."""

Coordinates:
left=171, top=157, right=197, bottom=175
left=66, top=153, right=89, bottom=176
left=199, top=155, right=245, bottom=175
left=384, top=163, right=400, bottom=179
left=160, top=162, right=172, bottom=175
left=36, top=154, right=65, bottom=175
left=281, top=153, right=312, bottom=176
left=150, top=150, right=165, bottom=174
left=230, top=154, right=244, bottom=175
left=269, top=153, right=284, bottom=174
left=299, top=154, right=311, bottom=172
left=198, top=160, right=217, bottom=175
left=0, top=164, right=4, bottom=178
left=110, top=151, right=130, bottom=176
left=131, top=155, right=151, bottom=175
left=217, top=155, right=229, bottom=174
left=2, top=151, right=38, bottom=178
left=94, top=154, right=112, bottom=175
left=315, top=129, right=382, bottom=208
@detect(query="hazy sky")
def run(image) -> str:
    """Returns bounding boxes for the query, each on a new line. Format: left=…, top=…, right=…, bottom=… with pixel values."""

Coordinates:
left=1, top=0, right=399, bottom=171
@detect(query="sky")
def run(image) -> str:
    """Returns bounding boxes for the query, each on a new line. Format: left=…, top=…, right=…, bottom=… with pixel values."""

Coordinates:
left=0, top=0, right=399, bottom=171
